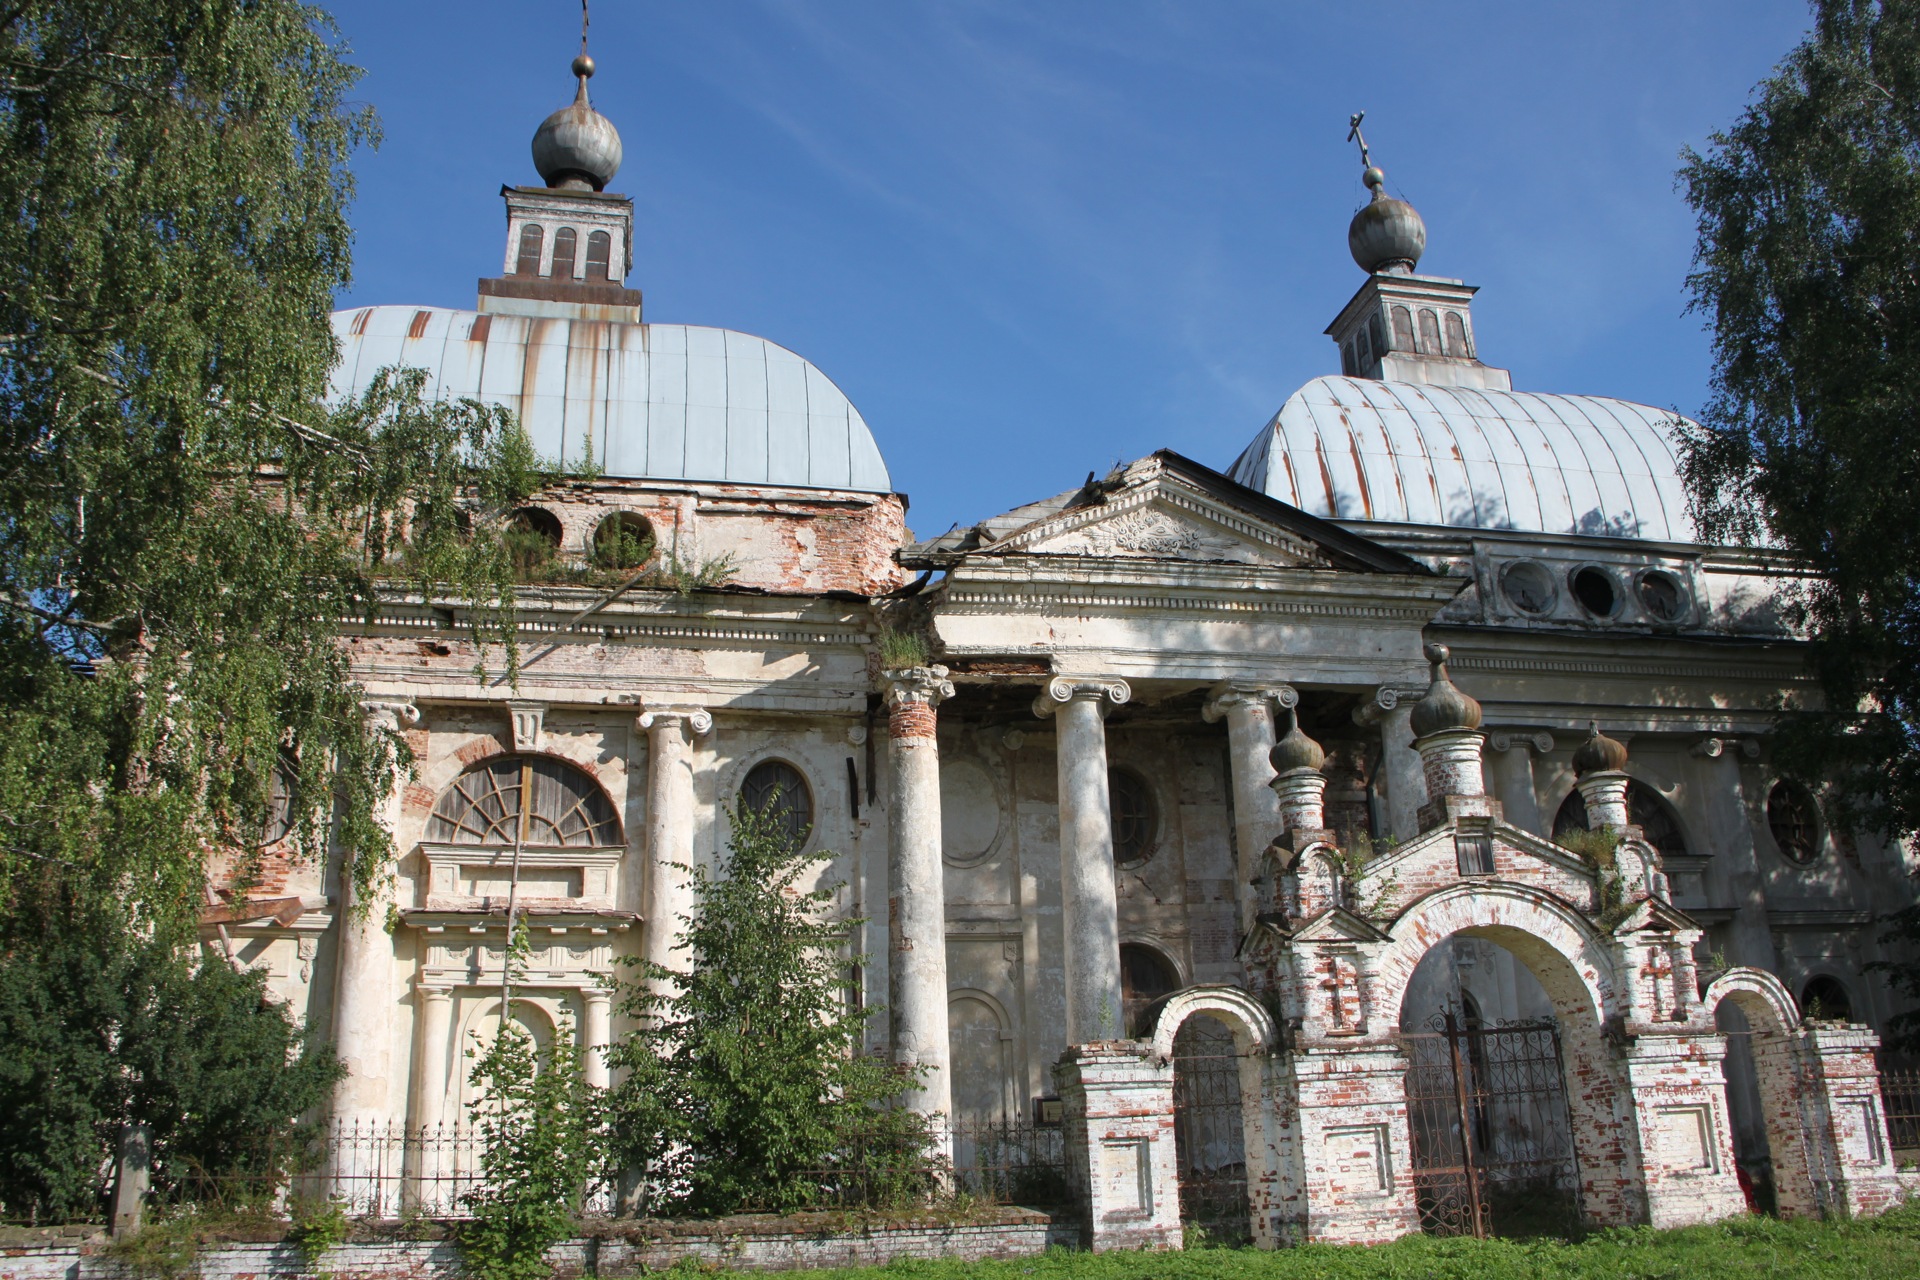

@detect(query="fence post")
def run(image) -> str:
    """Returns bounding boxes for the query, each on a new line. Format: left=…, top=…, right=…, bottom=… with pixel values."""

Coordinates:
left=111, top=1123, right=151, bottom=1235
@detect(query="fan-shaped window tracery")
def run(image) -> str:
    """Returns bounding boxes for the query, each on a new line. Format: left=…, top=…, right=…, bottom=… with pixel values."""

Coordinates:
left=427, top=755, right=619, bottom=847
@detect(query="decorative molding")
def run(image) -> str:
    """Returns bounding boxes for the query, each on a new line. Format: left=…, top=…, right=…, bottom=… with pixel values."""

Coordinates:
left=993, top=476, right=1335, bottom=569
left=1032, top=675, right=1132, bottom=719
left=508, top=700, right=545, bottom=752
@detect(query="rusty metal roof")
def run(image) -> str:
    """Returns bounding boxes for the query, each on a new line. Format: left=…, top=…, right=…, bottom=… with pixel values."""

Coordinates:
left=1225, top=376, right=1696, bottom=541
left=328, top=306, right=891, bottom=493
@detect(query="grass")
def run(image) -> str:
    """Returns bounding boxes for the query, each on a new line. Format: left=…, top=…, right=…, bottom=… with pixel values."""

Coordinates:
left=801, top=1203, right=1920, bottom=1280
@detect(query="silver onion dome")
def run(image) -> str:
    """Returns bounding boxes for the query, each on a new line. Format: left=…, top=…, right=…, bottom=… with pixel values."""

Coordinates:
left=1347, top=166, right=1426, bottom=275
left=531, top=54, right=623, bottom=191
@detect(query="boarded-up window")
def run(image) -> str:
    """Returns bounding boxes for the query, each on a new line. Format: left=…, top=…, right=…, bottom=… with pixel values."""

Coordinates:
left=514, top=224, right=544, bottom=276
left=586, top=230, right=613, bottom=280
left=549, top=227, right=578, bottom=280
left=1444, top=311, right=1471, bottom=357
left=1391, top=306, right=1415, bottom=353
left=427, top=756, right=619, bottom=847
left=1418, top=308, right=1443, bottom=355
left=1367, top=313, right=1386, bottom=363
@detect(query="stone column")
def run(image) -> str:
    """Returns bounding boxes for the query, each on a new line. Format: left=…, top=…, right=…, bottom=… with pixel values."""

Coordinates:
left=331, top=698, right=417, bottom=1210
left=408, top=983, right=453, bottom=1211
left=1035, top=676, right=1131, bottom=1046
left=1203, top=682, right=1295, bottom=935
left=582, top=988, right=613, bottom=1091
left=637, top=706, right=713, bottom=990
left=1356, top=688, right=1421, bottom=843
left=1486, top=731, right=1550, bottom=834
left=884, top=666, right=956, bottom=1133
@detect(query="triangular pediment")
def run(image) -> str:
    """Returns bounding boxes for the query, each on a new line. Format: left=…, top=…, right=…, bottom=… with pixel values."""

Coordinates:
left=1612, top=896, right=1702, bottom=937
left=968, top=451, right=1432, bottom=576
left=1288, top=905, right=1393, bottom=944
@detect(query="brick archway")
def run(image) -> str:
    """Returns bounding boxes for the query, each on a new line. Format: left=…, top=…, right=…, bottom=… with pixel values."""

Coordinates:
left=1370, top=884, right=1645, bottom=1228
left=1701, top=968, right=1830, bottom=1217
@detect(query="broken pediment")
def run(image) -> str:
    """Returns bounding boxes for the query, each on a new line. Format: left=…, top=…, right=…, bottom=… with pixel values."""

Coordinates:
left=1286, top=906, right=1392, bottom=945
left=1610, top=896, right=1702, bottom=938
left=996, top=484, right=1334, bottom=568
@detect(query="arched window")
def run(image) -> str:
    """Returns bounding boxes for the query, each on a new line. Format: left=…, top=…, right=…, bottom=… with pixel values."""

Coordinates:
left=514, top=224, right=544, bottom=276
left=740, top=760, right=814, bottom=848
left=1554, top=780, right=1686, bottom=859
left=1121, top=943, right=1180, bottom=1037
left=1367, top=314, right=1386, bottom=362
left=1391, top=306, right=1415, bottom=353
left=1800, top=976, right=1852, bottom=1022
left=586, top=230, right=613, bottom=281
left=1767, top=780, right=1821, bottom=864
left=1444, top=311, right=1471, bottom=358
left=549, top=227, right=578, bottom=280
left=427, top=756, right=619, bottom=847
left=1418, top=308, right=1443, bottom=355
left=1109, top=767, right=1157, bottom=865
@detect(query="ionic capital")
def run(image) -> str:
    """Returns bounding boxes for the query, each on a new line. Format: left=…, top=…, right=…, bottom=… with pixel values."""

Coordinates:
left=1032, top=675, right=1131, bottom=720
left=1201, top=680, right=1297, bottom=724
left=414, top=982, right=453, bottom=1003
left=637, top=705, right=714, bottom=737
left=1488, top=729, right=1555, bottom=755
left=882, top=665, right=954, bottom=709
left=1352, top=684, right=1416, bottom=727
left=359, top=699, right=419, bottom=733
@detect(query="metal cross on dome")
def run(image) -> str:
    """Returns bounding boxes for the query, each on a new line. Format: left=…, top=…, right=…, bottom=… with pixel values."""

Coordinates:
left=581, top=0, right=590, bottom=53
left=1347, top=110, right=1372, bottom=172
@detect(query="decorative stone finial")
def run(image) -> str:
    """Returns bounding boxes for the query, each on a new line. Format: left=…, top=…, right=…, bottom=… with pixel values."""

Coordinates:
left=1409, top=643, right=1482, bottom=739
left=1573, top=722, right=1630, bottom=777
left=1269, top=708, right=1327, bottom=774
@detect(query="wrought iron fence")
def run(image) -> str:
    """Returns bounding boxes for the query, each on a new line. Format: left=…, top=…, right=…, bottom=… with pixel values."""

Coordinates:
left=1882, top=1067, right=1920, bottom=1158
left=950, top=1117, right=1069, bottom=1207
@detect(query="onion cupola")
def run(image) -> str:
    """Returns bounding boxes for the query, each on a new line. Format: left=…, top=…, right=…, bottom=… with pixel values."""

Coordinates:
left=1347, top=163, right=1426, bottom=275
left=1573, top=723, right=1630, bottom=776
left=1409, top=643, right=1483, bottom=738
left=1269, top=710, right=1328, bottom=774
left=532, top=54, right=623, bottom=191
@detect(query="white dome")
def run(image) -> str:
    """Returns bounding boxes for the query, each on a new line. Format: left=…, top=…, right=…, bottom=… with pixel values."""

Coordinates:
left=1226, top=376, right=1696, bottom=542
left=328, top=306, right=891, bottom=493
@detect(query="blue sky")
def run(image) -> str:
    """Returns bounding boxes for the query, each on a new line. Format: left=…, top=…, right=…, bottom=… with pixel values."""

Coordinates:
left=325, top=1, right=1812, bottom=539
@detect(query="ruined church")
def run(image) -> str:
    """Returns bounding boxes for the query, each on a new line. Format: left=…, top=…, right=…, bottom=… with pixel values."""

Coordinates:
left=218, top=50, right=1917, bottom=1245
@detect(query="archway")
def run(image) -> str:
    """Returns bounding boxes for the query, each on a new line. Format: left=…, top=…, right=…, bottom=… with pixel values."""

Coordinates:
left=1146, top=987, right=1282, bottom=1249
left=1372, top=885, right=1643, bottom=1232
left=1397, top=936, right=1578, bottom=1237
left=1703, top=971, right=1821, bottom=1218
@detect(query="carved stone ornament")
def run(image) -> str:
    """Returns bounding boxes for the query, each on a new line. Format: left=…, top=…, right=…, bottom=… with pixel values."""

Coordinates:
left=883, top=665, right=955, bottom=708
left=637, top=706, right=714, bottom=736
left=359, top=699, right=419, bottom=733
left=508, top=700, right=546, bottom=752
left=1032, top=675, right=1132, bottom=719
left=1489, top=729, right=1555, bottom=755
left=1202, top=681, right=1298, bottom=723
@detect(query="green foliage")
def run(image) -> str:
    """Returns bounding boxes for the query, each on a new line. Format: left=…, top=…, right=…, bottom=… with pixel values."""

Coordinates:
left=1552, top=827, right=1620, bottom=869
left=792, top=1200, right=1920, bottom=1280
left=651, top=548, right=740, bottom=596
left=0, top=904, right=339, bottom=1221
left=1677, top=1, right=1920, bottom=1046
left=590, top=519, right=656, bottom=573
left=606, top=806, right=934, bottom=1216
left=457, top=925, right=602, bottom=1280
left=286, top=1197, right=351, bottom=1266
left=876, top=627, right=931, bottom=671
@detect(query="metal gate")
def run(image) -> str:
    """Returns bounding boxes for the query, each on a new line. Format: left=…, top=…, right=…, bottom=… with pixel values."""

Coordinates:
left=1403, top=1014, right=1580, bottom=1237
left=1171, top=1014, right=1251, bottom=1244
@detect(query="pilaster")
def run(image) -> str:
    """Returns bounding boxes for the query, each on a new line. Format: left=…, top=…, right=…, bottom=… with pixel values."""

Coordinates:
left=1055, top=1043, right=1182, bottom=1251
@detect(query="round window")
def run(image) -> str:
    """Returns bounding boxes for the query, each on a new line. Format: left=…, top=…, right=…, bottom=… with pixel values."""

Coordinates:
left=1636, top=569, right=1688, bottom=622
left=741, top=760, right=814, bottom=849
left=1569, top=566, right=1619, bottom=618
left=506, top=506, right=563, bottom=576
left=591, top=511, right=656, bottom=571
left=1767, top=780, right=1820, bottom=864
left=1109, top=768, right=1158, bottom=865
left=1501, top=560, right=1557, bottom=615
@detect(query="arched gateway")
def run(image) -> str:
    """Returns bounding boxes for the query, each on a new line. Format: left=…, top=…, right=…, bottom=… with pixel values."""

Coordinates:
left=1051, top=656, right=1906, bottom=1251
